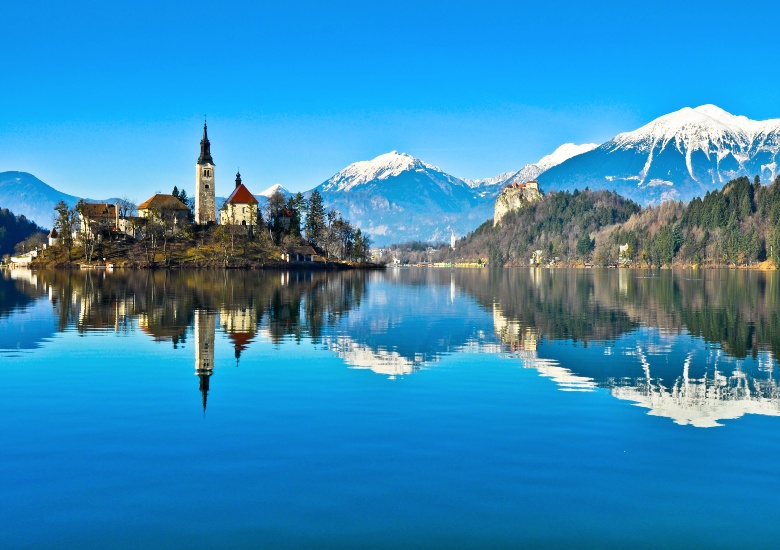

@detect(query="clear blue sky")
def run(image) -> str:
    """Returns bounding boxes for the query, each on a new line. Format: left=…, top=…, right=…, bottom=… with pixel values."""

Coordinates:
left=2, top=0, right=779, bottom=202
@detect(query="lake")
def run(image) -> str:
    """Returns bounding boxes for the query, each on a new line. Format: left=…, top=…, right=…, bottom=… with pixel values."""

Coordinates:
left=2, top=267, right=780, bottom=548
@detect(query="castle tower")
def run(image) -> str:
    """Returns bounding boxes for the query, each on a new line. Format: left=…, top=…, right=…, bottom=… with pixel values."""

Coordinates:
left=194, top=309, right=216, bottom=412
left=195, top=121, right=216, bottom=225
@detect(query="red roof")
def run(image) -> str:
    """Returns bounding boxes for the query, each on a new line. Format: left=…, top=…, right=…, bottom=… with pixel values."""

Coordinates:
left=225, top=183, right=259, bottom=205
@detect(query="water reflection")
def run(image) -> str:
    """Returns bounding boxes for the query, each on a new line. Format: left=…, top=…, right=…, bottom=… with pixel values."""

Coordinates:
left=3, top=267, right=780, bottom=426
left=479, top=269, right=780, bottom=426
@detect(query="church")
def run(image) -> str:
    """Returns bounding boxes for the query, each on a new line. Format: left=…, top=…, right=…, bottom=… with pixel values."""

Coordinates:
left=195, top=122, right=217, bottom=224
left=194, top=121, right=259, bottom=227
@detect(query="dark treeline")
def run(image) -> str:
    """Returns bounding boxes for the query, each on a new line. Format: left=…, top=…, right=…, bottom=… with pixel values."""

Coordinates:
left=450, top=175, right=780, bottom=267
left=0, top=207, right=47, bottom=257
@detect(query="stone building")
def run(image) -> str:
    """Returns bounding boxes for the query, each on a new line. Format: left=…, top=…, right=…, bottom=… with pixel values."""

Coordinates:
left=76, top=202, right=118, bottom=238
left=137, top=194, right=191, bottom=229
left=220, top=171, right=259, bottom=228
left=195, top=121, right=216, bottom=225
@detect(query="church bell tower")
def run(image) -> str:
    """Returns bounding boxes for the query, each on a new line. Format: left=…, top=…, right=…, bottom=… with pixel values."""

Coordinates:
left=195, top=121, right=216, bottom=225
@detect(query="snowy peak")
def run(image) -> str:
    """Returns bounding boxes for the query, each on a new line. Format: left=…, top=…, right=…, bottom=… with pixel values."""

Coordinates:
left=468, top=143, right=598, bottom=189
left=538, top=104, right=780, bottom=205
left=322, top=151, right=445, bottom=192
left=535, top=143, right=599, bottom=172
left=259, top=183, right=291, bottom=197
left=612, top=104, right=780, bottom=152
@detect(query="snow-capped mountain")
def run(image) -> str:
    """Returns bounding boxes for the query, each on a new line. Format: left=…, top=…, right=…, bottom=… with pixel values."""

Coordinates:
left=466, top=143, right=598, bottom=190
left=317, top=145, right=600, bottom=245
left=258, top=183, right=291, bottom=198
left=316, top=151, right=481, bottom=245
left=538, top=105, right=780, bottom=204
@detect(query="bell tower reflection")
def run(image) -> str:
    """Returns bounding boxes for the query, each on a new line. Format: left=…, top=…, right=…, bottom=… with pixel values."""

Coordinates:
left=194, top=310, right=216, bottom=413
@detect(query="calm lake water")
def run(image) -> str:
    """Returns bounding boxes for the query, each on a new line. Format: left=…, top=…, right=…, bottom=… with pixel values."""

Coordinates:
left=3, top=267, right=780, bottom=548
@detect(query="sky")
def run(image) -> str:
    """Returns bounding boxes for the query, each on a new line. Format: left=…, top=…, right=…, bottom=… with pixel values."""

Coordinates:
left=3, top=0, right=780, bottom=202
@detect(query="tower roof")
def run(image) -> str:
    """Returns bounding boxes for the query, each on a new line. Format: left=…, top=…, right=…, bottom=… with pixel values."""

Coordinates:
left=197, top=121, right=214, bottom=165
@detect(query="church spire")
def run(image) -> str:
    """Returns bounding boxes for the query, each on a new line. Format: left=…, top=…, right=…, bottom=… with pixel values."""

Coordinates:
left=198, top=372, right=210, bottom=414
left=198, top=120, right=214, bottom=165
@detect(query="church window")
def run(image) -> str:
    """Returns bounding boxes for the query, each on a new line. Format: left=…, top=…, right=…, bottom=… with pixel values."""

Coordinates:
left=205, top=184, right=209, bottom=189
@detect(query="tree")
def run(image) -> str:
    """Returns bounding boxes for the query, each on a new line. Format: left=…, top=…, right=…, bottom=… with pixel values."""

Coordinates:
left=351, top=228, right=371, bottom=262
left=265, top=188, right=287, bottom=242
left=304, top=189, right=326, bottom=248
left=53, top=201, right=77, bottom=263
left=285, top=192, right=307, bottom=237
left=576, top=234, right=594, bottom=258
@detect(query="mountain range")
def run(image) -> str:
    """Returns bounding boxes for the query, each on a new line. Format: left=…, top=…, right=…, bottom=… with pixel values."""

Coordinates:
left=538, top=104, right=780, bottom=204
left=314, top=145, right=594, bottom=244
left=2, top=105, right=779, bottom=243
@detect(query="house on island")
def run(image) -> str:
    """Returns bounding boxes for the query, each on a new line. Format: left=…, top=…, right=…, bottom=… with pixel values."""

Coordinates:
left=138, top=194, right=191, bottom=231
left=47, top=228, right=59, bottom=246
left=220, top=171, right=259, bottom=230
left=282, top=246, right=317, bottom=263
left=77, top=202, right=118, bottom=239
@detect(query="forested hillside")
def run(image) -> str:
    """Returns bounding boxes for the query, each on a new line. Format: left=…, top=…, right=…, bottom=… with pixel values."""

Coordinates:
left=450, top=189, right=640, bottom=265
left=448, top=175, right=780, bottom=268
left=0, top=207, right=48, bottom=257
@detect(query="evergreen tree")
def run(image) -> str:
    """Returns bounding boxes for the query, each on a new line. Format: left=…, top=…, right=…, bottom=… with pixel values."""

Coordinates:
left=304, top=190, right=326, bottom=248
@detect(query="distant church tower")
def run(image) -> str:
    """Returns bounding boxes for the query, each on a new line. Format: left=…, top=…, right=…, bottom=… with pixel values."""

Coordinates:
left=194, top=309, right=216, bottom=413
left=195, top=121, right=216, bottom=225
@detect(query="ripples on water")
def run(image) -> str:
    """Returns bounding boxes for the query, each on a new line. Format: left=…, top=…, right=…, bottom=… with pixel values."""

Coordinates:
left=2, top=267, right=780, bottom=548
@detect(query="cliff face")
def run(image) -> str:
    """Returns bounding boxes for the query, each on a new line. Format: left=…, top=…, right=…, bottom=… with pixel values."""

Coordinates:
left=494, top=182, right=543, bottom=226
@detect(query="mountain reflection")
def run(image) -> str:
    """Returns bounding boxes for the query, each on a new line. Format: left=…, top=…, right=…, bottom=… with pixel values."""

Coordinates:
left=480, top=268, right=780, bottom=426
left=4, top=267, right=780, bottom=426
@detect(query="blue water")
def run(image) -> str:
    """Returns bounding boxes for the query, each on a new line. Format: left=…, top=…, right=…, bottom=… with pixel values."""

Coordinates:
left=2, top=268, right=780, bottom=548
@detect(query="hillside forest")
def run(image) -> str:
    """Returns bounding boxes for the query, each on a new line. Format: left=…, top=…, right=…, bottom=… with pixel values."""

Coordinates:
left=0, top=208, right=47, bottom=258
left=443, top=175, right=780, bottom=268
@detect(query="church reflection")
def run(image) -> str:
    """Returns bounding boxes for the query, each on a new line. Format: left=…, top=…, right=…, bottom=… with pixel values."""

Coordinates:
left=195, top=310, right=216, bottom=412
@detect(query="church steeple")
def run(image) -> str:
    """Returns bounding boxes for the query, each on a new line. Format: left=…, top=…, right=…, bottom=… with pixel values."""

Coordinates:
left=235, top=170, right=242, bottom=189
left=197, top=121, right=214, bottom=165
left=195, top=121, right=216, bottom=224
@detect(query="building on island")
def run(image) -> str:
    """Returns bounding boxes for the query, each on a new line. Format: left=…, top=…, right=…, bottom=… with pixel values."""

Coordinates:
left=220, top=171, right=259, bottom=229
left=282, top=246, right=317, bottom=262
left=195, top=121, right=216, bottom=225
left=137, top=194, right=191, bottom=230
left=47, top=228, right=59, bottom=246
left=77, top=202, right=118, bottom=238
